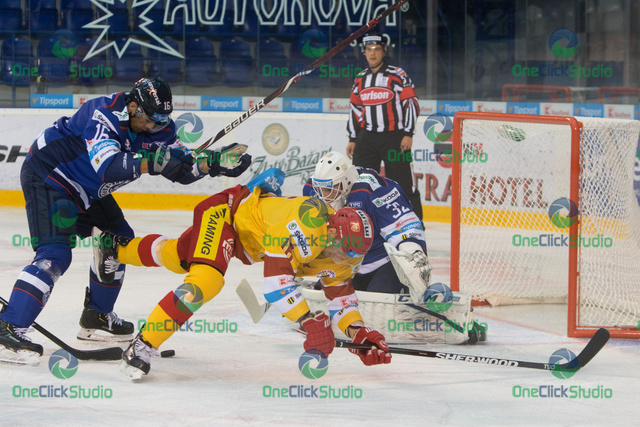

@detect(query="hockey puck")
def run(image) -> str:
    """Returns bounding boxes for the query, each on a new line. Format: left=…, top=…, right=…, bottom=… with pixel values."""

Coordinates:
left=161, top=349, right=176, bottom=358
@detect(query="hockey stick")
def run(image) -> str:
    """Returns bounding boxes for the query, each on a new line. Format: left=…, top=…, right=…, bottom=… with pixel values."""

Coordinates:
left=236, top=279, right=270, bottom=323
left=0, top=296, right=123, bottom=361
left=236, top=278, right=467, bottom=334
left=195, top=0, right=409, bottom=154
left=335, top=328, right=610, bottom=372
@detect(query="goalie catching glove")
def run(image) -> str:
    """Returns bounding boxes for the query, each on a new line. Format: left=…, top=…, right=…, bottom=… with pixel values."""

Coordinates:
left=384, top=242, right=432, bottom=305
left=349, top=327, right=391, bottom=366
left=206, top=143, right=252, bottom=177
left=301, top=311, right=334, bottom=357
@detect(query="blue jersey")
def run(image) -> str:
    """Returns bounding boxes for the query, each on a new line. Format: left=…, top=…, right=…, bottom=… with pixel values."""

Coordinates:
left=304, top=167, right=426, bottom=274
left=25, top=92, right=204, bottom=210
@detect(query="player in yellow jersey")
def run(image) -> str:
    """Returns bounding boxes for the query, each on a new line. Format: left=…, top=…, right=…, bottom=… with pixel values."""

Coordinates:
left=94, top=169, right=391, bottom=381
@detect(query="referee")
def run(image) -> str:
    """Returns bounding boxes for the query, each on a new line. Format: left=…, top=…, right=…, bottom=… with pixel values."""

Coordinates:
left=346, top=32, right=422, bottom=220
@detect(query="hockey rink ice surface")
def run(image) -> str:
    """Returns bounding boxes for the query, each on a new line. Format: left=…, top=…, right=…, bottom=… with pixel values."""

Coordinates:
left=0, top=206, right=639, bottom=426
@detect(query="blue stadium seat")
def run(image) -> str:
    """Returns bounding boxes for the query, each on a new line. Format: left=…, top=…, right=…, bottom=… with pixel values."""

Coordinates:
left=201, top=12, right=234, bottom=40
left=27, top=8, right=58, bottom=36
left=257, top=39, right=287, bottom=87
left=134, top=9, right=165, bottom=37
left=288, top=40, right=328, bottom=89
left=62, top=8, right=95, bottom=36
left=36, top=36, right=71, bottom=84
left=1, top=37, right=34, bottom=86
left=0, top=9, right=22, bottom=36
left=167, top=12, right=201, bottom=37
left=148, top=38, right=182, bottom=83
left=28, top=0, right=58, bottom=11
left=184, top=37, right=217, bottom=86
left=398, top=42, right=425, bottom=87
left=0, top=0, right=22, bottom=9
left=105, top=11, right=129, bottom=34
left=72, top=37, right=110, bottom=86
left=329, top=44, right=358, bottom=88
left=61, top=0, right=93, bottom=11
left=219, top=38, right=253, bottom=86
left=110, top=37, right=144, bottom=83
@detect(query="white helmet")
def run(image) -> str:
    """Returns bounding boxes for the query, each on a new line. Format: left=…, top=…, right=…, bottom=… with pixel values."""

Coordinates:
left=311, top=151, right=360, bottom=210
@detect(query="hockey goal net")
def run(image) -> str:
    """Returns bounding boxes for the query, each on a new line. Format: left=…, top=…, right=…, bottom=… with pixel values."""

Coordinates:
left=450, top=112, right=640, bottom=338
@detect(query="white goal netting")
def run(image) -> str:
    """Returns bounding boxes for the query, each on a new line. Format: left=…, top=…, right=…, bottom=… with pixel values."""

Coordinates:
left=455, top=116, right=640, bottom=332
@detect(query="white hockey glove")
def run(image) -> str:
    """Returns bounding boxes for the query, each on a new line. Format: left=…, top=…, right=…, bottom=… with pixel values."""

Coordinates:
left=384, top=242, right=432, bottom=305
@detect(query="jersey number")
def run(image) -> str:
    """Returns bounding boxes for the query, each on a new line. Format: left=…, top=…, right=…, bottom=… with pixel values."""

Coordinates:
left=388, top=201, right=410, bottom=219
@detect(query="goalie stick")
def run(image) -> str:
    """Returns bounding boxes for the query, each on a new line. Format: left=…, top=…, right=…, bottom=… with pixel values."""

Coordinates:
left=195, top=0, right=409, bottom=154
left=236, top=279, right=466, bottom=333
left=0, top=296, right=123, bottom=361
left=335, top=328, right=609, bottom=373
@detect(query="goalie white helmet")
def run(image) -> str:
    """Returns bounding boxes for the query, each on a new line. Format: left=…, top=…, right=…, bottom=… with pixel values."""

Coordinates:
left=312, top=152, right=360, bottom=210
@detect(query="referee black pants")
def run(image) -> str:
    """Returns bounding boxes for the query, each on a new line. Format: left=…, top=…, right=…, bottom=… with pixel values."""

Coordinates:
left=353, top=130, right=423, bottom=220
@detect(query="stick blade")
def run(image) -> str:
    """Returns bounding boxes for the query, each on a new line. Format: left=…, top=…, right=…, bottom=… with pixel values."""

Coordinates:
left=236, top=279, right=270, bottom=323
left=73, top=346, right=123, bottom=361
left=572, top=328, right=610, bottom=370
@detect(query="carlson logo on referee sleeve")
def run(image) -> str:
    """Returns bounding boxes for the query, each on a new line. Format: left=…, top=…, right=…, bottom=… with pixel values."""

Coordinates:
left=359, top=88, right=394, bottom=106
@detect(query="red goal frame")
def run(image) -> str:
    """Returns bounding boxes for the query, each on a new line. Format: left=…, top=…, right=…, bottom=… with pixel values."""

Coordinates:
left=450, top=111, right=640, bottom=339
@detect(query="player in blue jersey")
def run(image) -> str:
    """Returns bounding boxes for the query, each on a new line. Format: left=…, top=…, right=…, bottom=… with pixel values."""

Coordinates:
left=304, top=151, right=429, bottom=298
left=304, top=152, right=486, bottom=345
left=0, top=77, right=251, bottom=365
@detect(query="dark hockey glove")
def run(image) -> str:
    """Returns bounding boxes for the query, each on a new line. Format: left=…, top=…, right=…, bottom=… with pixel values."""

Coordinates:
left=207, top=143, right=252, bottom=177
left=349, top=326, right=392, bottom=366
left=301, top=311, right=334, bottom=357
left=145, top=144, right=194, bottom=182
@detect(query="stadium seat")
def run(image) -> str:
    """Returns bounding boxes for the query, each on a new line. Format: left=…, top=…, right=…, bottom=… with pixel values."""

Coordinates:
left=288, top=40, right=328, bottom=90
left=0, top=0, right=22, bottom=9
left=28, top=0, right=58, bottom=11
left=36, top=36, right=71, bottom=84
left=219, top=38, right=253, bottom=86
left=184, top=37, right=217, bottom=86
left=72, top=36, right=110, bottom=86
left=257, top=38, right=287, bottom=87
left=1, top=37, right=34, bottom=86
left=134, top=9, right=165, bottom=37
left=398, top=41, right=425, bottom=88
left=0, top=8, right=22, bottom=36
left=27, top=8, right=58, bottom=35
left=61, top=0, right=93, bottom=11
left=110, top=37, right=144, bottom=84
left=328, top=43, right=358, bottom=88
left=62, top=8, right=95, bottom=36
left=148, top=38, right=182, bottom=83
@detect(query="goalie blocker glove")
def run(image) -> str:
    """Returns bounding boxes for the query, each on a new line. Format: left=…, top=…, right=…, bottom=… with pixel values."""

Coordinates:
left=145, top=144, right=194, bottom=182
left=350, top=326, right=391, bottom=366
left=301, top=311, right=334, bottom=357
left=207, top=143, right=252, bottom=178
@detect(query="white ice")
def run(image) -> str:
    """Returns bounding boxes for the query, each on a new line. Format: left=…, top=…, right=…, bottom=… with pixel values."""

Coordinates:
left=0, top=207, right=638, bottom=426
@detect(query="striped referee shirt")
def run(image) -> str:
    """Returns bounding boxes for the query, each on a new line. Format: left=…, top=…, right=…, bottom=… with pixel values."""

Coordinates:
left=347, top=60, right=419, bottom=141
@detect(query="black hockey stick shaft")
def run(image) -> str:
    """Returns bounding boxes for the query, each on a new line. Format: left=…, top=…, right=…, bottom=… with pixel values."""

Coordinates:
left=195, top=0, right=409, bottom=153
left=407, top=303, right=466, bottom=333
left=336, top=328, right=609, bottom=372
left=0, top=296, right=123, bottom=361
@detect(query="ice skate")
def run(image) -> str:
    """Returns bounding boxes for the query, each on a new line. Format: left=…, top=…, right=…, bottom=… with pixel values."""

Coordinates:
left=77, top=288, right=134, bottom=342
left=0, top=319, right=43, bottom=366
left=120, top=332, right=158, bottom=382
left=92, top=227, right=131, bottom=283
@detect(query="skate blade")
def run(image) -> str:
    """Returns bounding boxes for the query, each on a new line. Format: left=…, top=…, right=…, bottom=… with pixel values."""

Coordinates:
left=119, top=360, right=145, bottom=382
left=77, top=328, right=133, bottom=343
left=0, top=347, right=40, bottom=366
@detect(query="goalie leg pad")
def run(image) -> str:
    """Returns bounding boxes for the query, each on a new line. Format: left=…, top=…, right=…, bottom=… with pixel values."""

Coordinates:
left=384, top=242, right=432, bottom=305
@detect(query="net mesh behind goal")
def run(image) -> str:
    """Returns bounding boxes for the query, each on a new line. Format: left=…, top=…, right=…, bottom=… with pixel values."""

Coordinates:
left=451, top=113, right=640, bottom=338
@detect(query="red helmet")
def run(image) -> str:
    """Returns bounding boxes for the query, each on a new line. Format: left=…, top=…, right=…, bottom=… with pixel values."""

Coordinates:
left=327, top=207, right=374, bottom=257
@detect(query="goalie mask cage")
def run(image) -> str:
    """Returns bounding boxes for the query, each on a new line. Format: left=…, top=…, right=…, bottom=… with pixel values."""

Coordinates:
left=450, top=111, right=640, bottom=338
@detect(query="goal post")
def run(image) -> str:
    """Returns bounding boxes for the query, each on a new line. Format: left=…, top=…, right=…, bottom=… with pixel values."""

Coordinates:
left=450, top=111, right=640, bottom=339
